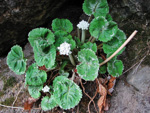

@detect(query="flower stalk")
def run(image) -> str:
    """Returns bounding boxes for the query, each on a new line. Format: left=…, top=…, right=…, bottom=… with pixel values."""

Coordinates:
left=81, top=30, right=86, bottom=43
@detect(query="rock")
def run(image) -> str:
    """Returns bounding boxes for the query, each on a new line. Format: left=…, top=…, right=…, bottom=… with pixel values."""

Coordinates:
left=127, top=66, right=150, bottom=93
left=107, top=67, right=150, bottom=113
left=0, top=0, right=67, bottom=56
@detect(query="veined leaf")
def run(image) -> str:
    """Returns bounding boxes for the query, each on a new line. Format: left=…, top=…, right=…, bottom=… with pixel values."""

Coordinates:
left=107, top=59, right=124, bottom=77
left=25, top=63, right=47, bottom=86
left=53, top=76, right=82, bottom=110
left=28, top=85, right=43, bottom=99
left=90, top=17, right=118, bottom=42
left=80, top=42, right=97, bottom=52
left=54, top=30, right=76, bottom=50
left=41, top=96, right=57, bottom=111
left=103, top=29, right=126, bottom=55
left=33, top=40, right=56, bottom=69
left=28, top=28, right=55, bottom=47
left=7, top=45, right=26, bottom=75
left=106, top=14, right=113, bottom=21
left=83, top=0, right=109, bottom=17
left=52, top=18, right=73, bottom=33
left=77, top=49, right=99, bottom=81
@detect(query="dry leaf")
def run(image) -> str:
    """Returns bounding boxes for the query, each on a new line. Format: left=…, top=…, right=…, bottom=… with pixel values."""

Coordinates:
left=38, top=65, right=47, bottom=71
left=108, top=76, right=116, bottom=94
left=24, top=97, right=38, bottom=110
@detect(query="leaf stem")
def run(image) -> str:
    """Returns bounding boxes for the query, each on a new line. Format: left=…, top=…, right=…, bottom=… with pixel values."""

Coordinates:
left=69, top=54, right=76, bottom=66
left=99, top=30, right=138, bottom=66
left=77, top=28, right=80, bottom=39
left=81, top=30, right=86, bottom=43
left=71, top=71, right=76, bottom=81
left=91, top=37, right=95, bottom=43
left=88, top=36, right=93, bottom=42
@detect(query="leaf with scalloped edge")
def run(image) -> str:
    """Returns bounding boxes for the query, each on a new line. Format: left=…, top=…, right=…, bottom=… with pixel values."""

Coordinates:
left=28, top=85, right=43, bottom=99
left=33, top=40, right=56, bottom=69
left=52, top=18, right=73, bottom=33
left=25, top=63, right=47, bottom=86
left=83, top=0, right=109, bottom=17
left=90, top=17, right=118, bottom=42
left=53, top=76, right=82, bottom=110
left=80, top=42, right=97, bottom=52
left=106, top=14, right=112, bottom=21
left=28, top=28, right=55, bottom=47
left=107, top=58, right=124, bottom=77
left=7, top=45, right=27, bottom=75
left=103, top=29, right=126, bottom=55
left=54, top=30, right=76, bottom=50
left=41, top=96, right=57, bottom=111
left=76, top=49, right=99, bottom=81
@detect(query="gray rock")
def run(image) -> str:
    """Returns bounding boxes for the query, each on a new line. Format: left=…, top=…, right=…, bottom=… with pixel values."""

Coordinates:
left=0, top=0, right=67, bottom=56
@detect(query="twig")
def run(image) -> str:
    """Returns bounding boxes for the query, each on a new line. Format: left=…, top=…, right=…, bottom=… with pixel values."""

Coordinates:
left=80, top=79, right=98, bottom=113
left=12, top=83, right=24, bottom=106
left=0, top=104, right=24, bottom=109
left=100, top=30, right=138, bottom=66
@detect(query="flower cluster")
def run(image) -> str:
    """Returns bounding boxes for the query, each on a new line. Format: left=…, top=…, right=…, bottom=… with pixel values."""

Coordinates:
left=77, top=20, right=89, bottom=30
left=58, top=42, right=72, bottom=55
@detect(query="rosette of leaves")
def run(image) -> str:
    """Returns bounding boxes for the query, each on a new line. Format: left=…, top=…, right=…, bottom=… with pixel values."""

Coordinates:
left=25, top=63, right=47, bottom=86
left=52, top=76, right=82, bottom=110
left=41, top=96, right=57, bottom=111
left=52, top=18, right=73, bottom=33
left=83, top=0, right=109, bottom=18
left=28, top=28, right=55, bottom=47
left=7, top=45, right=27, bottom=75
left=77, top=49, right=99, bottom=81
left=103, top=29, right=126, bottom=55
left=89, top=17, right=118, bottom=42
left=28, top=85, right=43, bottom=99
left=107, top=56, right=124, bottom=77
left=33, top=40, right=56, bottom=69
left=54, top=30, right=76, bottom=50
left=80, top=42, right=97, bottom=52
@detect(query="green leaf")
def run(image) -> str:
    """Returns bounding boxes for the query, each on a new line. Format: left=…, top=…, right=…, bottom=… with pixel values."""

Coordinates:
left=99, top=58, right=106, bottom=74
left=33, top=40, right=56, bottom=69
left=74, top=36, right=82, bottom=47
left=77, top=49, right=99, bottom=81
left=53, top=76, right=82, bottom=110
left=54, top=30, right=76, bottom=50
left=83, top=0, right=109, bottom=17
left=41, top=96, right=57, bottom=111
left=25, top=63, right=47, bottom=86
left=52, top=18, right=73, bottom=33
left=106, top=14, right=113, bottom=21
left=80, top=42, right=97, bottom=52
left=107, top=59, right=124, bottom=77
left=59, top=70, right=69, bottom=78
left=90, top=17, right=118, bottom=42
left=28, top=85, right=43, bottom=99
left=103, top=29, right=126, bottom=55
left=7, top=45, right=26, bottom=75
left=28, top=28, right=55, bottom=47
left=60, top=61, right=68, bottom=70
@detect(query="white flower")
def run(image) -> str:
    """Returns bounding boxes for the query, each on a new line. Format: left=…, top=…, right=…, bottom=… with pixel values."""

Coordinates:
left=77, top=20, right=89, bottom=30
left=57, top=42, right=72, bottom=55
left=42, top=85, right=50, bottom=93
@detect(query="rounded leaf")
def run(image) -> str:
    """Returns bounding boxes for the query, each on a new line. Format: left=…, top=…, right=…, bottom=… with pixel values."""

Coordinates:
left=80, top=42, right=97, bottom=52
left=7, top=45, right=26, bottom=75
left=52, top=18, right=73, bottom=33
left=99, top=58, right=107, bottom=74
left=41, top=96, right=57, bottom=111
left=25, top=63, right=47, bottom=86
left=90, top=17, right=118, bottom=42
left=107, top=59, right=124, bottom=77
left=77, top=49, right=99, bottom=81
left=103, top=29, right=126, bottom=55
left=33, top=40, right=56, bottom=69
left=53, top=76, right=82, bottom=110
left=83, top=0, right=109, bottom=17
left=28, top=85, right=43, bottom=99
left=28, top=28, right=55, bottom=47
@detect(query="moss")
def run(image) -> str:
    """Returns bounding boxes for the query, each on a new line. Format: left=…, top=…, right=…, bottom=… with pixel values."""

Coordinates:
left=0, top=97, right=15, bottom=107
left=3, top=77, right=17, bottom=90
left=0, top=91, right=4, bottom=97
